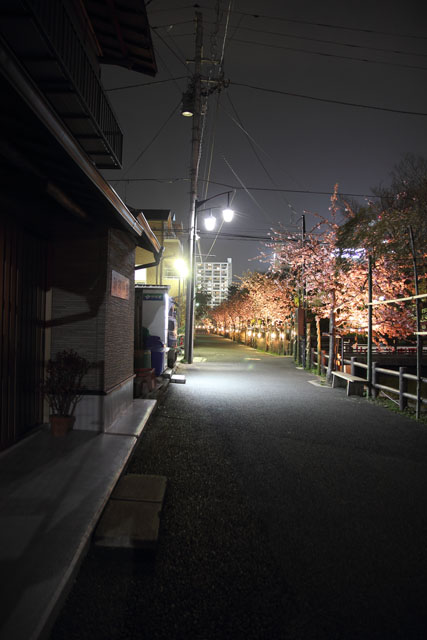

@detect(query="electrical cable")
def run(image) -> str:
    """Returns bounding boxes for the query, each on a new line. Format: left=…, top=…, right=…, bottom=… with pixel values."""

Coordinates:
left=222, top=155, right=277, bottom=224
left=108, top=177, right=379, bottom=198
left=223, top=94, right=300, bottom=221
left=224, top=24, right=427, bottom=59
left=152, top=28, right=190, bottom=72
left=231, top=81, right=427, bottom=117
left=159, top=21, right=427, bottom=63
left=122, top=100, right=181, bottom=177
left=190, top=6, right=427, bottom=41
left=230, top=37, right=427, bottom=72
left=105, top=77, right=187, bottom=92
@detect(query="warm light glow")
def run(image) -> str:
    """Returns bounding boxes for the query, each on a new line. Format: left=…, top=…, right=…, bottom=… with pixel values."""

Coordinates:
left=257, top=332, right=262, bottom=338
left=280, top=332, right=285, bottom=340
left=222, top=207, right=234, bottom=222
left=181, top=109, right=193, bottom=117
left=248, top=330, right=252, bottom=336
left=271, top=332, right=276, bottom=339
left=174, top=258, right=188, bottom=278
left=204, top=214, right=216, bottom=231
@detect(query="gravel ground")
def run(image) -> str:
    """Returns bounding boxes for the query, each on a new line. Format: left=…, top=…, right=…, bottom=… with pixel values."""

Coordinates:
left=51, top=336, right=427, bottom=640
left=50, top=387, right=296, bottom=640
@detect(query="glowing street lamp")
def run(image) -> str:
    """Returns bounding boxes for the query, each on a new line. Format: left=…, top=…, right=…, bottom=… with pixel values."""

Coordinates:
left=185, top=190, right=235, bottom=363
left=204, top=214, right=216, bottom=231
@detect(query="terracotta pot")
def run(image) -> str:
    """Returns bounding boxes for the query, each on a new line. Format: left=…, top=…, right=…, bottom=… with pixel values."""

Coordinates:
left=50, top=415, right=76, bottom=437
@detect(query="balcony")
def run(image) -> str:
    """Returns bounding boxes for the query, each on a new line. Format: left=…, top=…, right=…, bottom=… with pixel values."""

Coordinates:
left=0, top=0, right=123, bottom=168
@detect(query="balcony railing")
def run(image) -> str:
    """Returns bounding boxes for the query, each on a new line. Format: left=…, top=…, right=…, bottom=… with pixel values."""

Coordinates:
left=25, top=0, right=123, bottom=167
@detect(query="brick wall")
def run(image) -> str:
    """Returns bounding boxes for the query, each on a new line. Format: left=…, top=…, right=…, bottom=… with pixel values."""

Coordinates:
left=104, top=229, right=136, bottom=390
left=50, top=225, right=108, bottom=390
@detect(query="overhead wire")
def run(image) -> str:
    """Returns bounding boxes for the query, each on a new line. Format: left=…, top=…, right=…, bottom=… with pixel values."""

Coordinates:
left=222, top=155, right=277, bottom=225
left=105, top=77, right=188, bottom=92
left=223, top=93, right=300, bottom=223
left=200, top=0, right=234, bottom=263
left=224, top=23, right=427, bottom=59
left=230, top=81, right=427, bottom=117
left=230, top=38, right=427, bottom=72
left=151, top=27, right=190, bottom=72
left=108, top=177, right=379, bottom=199
left=189, top=6, right=427, bottom=41
left=122, top=100, right=181, bottom=177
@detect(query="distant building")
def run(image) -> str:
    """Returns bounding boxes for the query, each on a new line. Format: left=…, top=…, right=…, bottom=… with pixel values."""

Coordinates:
left=196, top=258, right=232, bottom=307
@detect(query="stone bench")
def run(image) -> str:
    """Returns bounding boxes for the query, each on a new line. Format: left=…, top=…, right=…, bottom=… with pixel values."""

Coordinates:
left=331, top=371, right=366, bottom=396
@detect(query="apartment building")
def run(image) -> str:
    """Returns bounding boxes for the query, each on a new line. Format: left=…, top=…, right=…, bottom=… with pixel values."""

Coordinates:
left=196, top=258, right=232, bottom=307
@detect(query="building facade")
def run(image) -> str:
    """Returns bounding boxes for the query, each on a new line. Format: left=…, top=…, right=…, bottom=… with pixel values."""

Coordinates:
left=134, top=210, right=186, bottom=335
left=0, top=0, right=160, bottom=450
left=196, top=258, right=232, bottom=307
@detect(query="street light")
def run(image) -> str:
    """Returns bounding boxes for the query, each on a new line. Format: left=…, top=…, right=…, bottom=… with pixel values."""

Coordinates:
left=184, top=190, right=235, bottom=363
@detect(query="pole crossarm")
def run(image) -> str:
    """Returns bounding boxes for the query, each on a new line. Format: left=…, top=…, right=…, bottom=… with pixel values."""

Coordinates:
left=368, top=293, right=427, bottom=306
left=196, top=190, right=232, bottom=209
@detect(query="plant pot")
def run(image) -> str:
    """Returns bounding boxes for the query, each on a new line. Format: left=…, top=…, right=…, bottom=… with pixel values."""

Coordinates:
left=50, top=415, right=76, bottom=437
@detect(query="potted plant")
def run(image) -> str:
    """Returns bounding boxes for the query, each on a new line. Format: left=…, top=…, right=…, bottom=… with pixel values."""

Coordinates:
left=42, top=349, right=90, bottom=436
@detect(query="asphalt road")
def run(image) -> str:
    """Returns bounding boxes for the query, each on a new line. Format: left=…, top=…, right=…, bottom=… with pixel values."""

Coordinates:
left=52, top=334, right=427, bottom=640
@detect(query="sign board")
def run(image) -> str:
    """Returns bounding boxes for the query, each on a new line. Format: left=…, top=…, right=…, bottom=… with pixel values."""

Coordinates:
left=111, top=270, right=129, bottom=300
left=143, top=294, right=164, bottom=301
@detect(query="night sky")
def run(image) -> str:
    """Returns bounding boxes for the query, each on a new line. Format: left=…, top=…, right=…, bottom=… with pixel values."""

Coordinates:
left=101, top=1, right=427, bottom=279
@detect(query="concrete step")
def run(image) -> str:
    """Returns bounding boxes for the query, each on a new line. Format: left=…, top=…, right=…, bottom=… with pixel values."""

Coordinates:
left=104, top=399, right=157, bottom=437
left=94, top=474, right=167, bottom=550
left=171, top=374, right=186, bottom=384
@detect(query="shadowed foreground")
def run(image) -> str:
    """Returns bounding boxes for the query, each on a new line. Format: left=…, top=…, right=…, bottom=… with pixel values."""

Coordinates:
left=51, top=334, right=427, bottom=639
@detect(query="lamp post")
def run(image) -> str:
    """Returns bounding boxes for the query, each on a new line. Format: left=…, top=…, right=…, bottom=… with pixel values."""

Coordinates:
left=184, top=191, right=234, bottom=363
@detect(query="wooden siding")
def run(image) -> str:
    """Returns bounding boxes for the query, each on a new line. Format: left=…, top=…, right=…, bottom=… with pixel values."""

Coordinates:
left=0, top=219, right=46, bottom=450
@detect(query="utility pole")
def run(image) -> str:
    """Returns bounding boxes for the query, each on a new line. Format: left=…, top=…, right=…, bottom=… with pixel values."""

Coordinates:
left=184, top=11, right=203, bottom=364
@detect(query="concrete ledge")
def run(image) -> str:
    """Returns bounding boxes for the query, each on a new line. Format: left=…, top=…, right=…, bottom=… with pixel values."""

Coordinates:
left=94, top=474, right=167, bottom=550
left=0, top=429, right=139, bottom=640
left=104, top=399, right=157, bottom=436
left=111, top=473, right=167, bottom=503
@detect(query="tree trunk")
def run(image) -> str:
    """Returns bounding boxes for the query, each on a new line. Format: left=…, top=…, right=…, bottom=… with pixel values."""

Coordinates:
left=326, top=291, right=336, bottom=383
left=316, top=317, right=321, bottom=375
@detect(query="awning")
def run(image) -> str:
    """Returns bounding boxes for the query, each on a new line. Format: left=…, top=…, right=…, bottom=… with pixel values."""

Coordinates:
left=85, top=0, right=157, bottom=76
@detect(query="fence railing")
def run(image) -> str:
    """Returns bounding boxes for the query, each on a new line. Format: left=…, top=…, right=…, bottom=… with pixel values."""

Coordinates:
left=312, top=349, right=427, bottom=411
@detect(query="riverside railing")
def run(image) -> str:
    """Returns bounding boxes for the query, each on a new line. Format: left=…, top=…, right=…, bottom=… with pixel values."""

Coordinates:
left=312, top=349, right=427, bottom=414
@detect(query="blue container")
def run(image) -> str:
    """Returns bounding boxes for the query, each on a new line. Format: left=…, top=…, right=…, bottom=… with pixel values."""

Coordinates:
left=151, top=348, right=165, bottom=376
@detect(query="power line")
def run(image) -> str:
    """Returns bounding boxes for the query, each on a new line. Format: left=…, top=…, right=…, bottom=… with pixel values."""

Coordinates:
left=230, top=37, right=427, bottom=72
left=108, top=177, right=380, bottom=198
left=105, top=77, right=187, bottom=92
left=231, top=81, right=427, bottom=117
left=190, top=6, right=427, bottom=41
left=226, top=24, right=427, bottom=59
left=223, top=94, right=300, bottom=220
left=154, top=21, right=427, bottom=59
left=122, top=100, right=181, bottom=177
left=151, top=27, right=190, bottom=72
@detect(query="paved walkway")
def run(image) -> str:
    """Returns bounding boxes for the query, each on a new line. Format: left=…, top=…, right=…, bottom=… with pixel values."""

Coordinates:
left=50, top=334, right=427, bottom=640
left=0, top=399, right=156, bottom=640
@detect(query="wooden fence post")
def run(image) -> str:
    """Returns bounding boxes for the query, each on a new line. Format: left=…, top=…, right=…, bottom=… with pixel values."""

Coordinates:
left=372, top=361, right=378, bottom=398
left=399, top=366, right=408, bottom=412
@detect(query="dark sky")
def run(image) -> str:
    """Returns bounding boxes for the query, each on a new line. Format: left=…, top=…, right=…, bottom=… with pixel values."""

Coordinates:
left=101, top=0, right=427, bottom=280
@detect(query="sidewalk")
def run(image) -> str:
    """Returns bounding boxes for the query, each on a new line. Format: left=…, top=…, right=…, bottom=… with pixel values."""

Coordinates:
left=0, top=398, right=157, bottom=640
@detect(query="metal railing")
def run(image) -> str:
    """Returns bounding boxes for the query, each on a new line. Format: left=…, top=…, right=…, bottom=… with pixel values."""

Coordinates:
left=312, top=349, right=427, bottom=413
left=26, top=0, right=123, bottom=166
